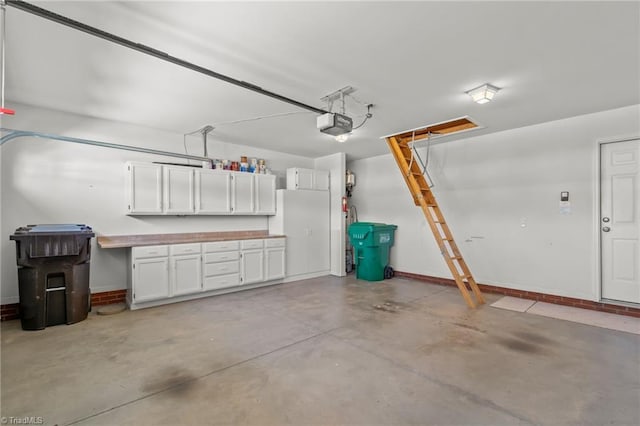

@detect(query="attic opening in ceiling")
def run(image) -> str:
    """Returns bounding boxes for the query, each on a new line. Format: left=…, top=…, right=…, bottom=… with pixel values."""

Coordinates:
left=387, top=116, right=482, bottom=145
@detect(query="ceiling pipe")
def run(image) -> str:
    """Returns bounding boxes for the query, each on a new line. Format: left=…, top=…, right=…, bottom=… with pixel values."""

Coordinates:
left=200, top=125, right=214, bottom=158
left=0, top=128, right=214, bottom=166
left=5, top=0, right=329, bottom=115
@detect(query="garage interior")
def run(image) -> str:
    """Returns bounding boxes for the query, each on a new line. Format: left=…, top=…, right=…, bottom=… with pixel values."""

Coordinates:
left=1, top=1, right=639, bottom=425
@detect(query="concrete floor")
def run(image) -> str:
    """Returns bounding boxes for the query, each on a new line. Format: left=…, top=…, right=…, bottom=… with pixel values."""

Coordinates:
left=1, top=276, right=639, bottom=426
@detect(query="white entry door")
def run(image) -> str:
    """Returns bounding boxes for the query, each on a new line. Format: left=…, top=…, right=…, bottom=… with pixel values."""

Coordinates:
left=601, top=139, right=640, bottom=303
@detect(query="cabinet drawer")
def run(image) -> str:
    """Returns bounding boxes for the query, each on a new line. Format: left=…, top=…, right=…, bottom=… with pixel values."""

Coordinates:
left=132, top=245, right=169, bottom=259
left=170, top=243, right=201, bottom=256
left=204, top=251, right=240, bottom=263
left=265, top=238, right=285, bottom=248
left=240, top=239, right=264, bottom=250
left=203, top=240, right=240, bottom=253
left=204, top=260, right=240, bottom=276
left=203, top=273, right=240, bottom=290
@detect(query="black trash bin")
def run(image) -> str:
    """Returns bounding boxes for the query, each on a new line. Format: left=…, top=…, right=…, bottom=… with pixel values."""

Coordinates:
left=10, top=224, right=95, bottom=330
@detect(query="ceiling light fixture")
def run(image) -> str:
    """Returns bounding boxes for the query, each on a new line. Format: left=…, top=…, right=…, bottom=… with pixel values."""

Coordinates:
left=335, top=133, right=350, bottom=143
left=466, top=83, right=500, bottom=104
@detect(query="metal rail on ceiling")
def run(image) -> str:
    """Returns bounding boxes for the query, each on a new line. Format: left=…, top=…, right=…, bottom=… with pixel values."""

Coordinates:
left=5, top=0, right=329, bottom=115
left=0, top=128, right=213, bottom=165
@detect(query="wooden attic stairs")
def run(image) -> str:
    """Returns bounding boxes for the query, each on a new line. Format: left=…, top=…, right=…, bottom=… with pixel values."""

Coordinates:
left=385, top=117, right=485, bottom=308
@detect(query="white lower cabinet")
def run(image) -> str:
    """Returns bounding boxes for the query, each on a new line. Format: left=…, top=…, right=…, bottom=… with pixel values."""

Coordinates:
left=265, top=238, right=286, bottom=280
left=128, top=238, right=285, bottom=309
left=133, top=256, right=170, bottom=302
left=131, top=245, right=170, bottom=302
left=170, top=243, right=202, bottom=296
left=203, top=241, right=241, bottom=290
left=240, top=239, right=265, bottom=285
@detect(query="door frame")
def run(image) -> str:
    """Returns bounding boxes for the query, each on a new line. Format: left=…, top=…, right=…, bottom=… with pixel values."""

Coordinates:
left=594, top=134, right=640, bottom=303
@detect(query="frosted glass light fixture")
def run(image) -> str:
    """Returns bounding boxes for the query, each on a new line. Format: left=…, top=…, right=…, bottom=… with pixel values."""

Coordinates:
left=335, top=133, right=350, bottom=143
left=466, top=83, right=500, bottom=104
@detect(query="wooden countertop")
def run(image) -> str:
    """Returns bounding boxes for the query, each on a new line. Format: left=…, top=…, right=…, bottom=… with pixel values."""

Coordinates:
left=97, top=230, right=285, bottom=249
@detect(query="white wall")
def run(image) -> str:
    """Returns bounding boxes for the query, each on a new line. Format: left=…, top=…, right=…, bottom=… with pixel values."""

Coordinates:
left=314, top=153, right=346, bottom=277
left=1, top=103, right=314, bottom=304
left=349, top=105, right=640, bottom=301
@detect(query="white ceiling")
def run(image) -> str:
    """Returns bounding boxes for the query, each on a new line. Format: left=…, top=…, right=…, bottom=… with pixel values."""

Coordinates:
left=5, top=1, right=640, bottom=160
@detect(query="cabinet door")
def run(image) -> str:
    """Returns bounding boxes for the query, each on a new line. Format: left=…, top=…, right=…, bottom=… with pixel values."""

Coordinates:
left=195, top=170, right=231, bottom=214
left=314, top=170, right=330, bottom=191
left=163, top=166, right=194, bottom=214
left=265, top=247, right=285, bottom=280
left=133, top=257, right=169, bottom=302
left=127, top=162, right=163, bottom=214
left=240, top=249, right=264, bottom=284
left=296, top=168, right=314, bottom=190
left=307, top=191, right=331, bottom=273
left=231, top=173, right=254, bottom=214
left=255, top=174, right=276, bottom=215
left=171, top=254, right=202, bottom=296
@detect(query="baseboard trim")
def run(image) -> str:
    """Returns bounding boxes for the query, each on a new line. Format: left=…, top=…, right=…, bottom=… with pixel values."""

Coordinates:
left=0, top=303, right=20, bottom=322
left=1, top=289, right=128, bottom=322
left=394, top=271, right=640, bottom=319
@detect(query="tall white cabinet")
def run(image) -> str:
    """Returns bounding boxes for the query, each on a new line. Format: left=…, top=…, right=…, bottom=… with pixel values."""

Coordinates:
left=268, top=190, right=331, bottom=280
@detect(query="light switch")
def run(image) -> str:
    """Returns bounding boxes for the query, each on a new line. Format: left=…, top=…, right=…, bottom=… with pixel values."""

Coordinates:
left=560, top=191, right=569, bottom=201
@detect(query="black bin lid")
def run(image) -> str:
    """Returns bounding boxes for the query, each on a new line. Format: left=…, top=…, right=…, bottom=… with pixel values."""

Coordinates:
left=10, top=225, right=95, bottom=258
left=11, top=224, right=94, bottom=236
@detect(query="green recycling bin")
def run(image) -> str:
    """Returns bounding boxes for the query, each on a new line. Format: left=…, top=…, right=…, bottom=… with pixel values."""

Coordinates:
left=348, top=222, right=397, bottom=281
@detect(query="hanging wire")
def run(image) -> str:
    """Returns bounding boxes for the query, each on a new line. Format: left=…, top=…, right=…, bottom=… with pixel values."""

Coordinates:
left=352, top=104, right=373, bottom=130
left=424, top=131, right=431, bottom=167
left=406, top=130, right=416, bottom=176
left=182, top=110, right=313, bottom=157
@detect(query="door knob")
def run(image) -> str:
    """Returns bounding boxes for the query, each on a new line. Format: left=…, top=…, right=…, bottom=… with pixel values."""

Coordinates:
left=602, top=217, right=610, bottom=223
left=602, top=226, right=611, bottom=232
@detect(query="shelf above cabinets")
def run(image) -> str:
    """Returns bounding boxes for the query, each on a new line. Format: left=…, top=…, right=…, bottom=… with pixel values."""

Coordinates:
left=126, top=162, right=276, bottom=216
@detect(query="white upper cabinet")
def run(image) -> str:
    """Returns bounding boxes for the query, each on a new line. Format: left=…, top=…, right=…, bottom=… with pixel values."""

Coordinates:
left=314, top=169, right=330, bottom=191
left=127, top=162, right=276, bottom=216
left=163, top=166, right=195, bottom=214
left=126, top=162, right=163, bottom=214
left=255, top=174, right=276, bottom=215
left=288, top=168, right=314, bottom=190
left=232, top=173, right=255, bottom=214
left=195, top=169, right=231, bottom=214
left=286, top=168, right=330, bottom=191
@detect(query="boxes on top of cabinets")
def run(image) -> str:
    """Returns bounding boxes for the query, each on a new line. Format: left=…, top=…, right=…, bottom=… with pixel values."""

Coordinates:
left=286, top=168, right=329, bottom=191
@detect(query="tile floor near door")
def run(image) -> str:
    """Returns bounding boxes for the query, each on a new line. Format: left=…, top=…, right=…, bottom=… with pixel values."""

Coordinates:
left=1, top=276, right=639, bottom=426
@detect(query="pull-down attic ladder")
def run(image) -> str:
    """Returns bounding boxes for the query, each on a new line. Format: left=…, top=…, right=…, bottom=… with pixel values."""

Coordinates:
left=385, top=117, right=485, bottom=308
